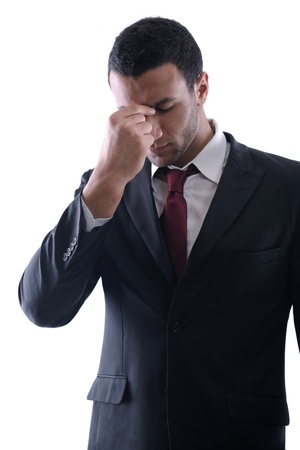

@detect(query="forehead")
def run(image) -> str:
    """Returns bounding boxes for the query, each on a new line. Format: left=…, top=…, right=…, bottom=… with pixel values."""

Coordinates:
left=109, top=63, right=188, bottom=107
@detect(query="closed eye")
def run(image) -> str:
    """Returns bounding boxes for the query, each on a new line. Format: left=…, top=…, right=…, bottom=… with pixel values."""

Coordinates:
left=155, top=106, right=173, bottom=113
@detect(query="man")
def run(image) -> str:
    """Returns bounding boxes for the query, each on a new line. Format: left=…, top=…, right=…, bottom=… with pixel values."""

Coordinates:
left=18, top=17, right=300, bottom=450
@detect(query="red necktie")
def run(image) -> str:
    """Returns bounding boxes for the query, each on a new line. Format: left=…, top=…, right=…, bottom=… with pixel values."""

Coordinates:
left=160, top=165, right=198, bottom=279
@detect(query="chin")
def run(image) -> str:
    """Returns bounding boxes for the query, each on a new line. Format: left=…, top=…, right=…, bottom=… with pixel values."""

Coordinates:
left=147, top=155, right=165, bottom=168
left=147, top=152, right=180, bottom=168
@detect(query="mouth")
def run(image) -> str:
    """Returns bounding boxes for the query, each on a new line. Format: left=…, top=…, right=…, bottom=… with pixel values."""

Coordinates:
left=149, top=143, right=169, bottom=154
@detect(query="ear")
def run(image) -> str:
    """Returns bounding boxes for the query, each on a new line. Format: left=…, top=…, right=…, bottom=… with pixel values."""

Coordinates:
left=194, top=72, right=209, bottom=106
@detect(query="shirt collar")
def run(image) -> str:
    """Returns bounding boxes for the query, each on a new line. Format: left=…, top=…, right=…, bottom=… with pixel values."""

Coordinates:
left=151, top=119, right=228, bottom=184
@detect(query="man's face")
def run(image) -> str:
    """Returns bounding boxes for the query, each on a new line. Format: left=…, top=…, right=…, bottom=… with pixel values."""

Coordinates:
left=109, top=63, right=208, bottom=167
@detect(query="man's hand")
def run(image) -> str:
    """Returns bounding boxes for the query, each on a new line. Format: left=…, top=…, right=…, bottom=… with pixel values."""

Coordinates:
left=82, top=104, right=155, bottom=219
left=99, top=103, right=155, bottom=183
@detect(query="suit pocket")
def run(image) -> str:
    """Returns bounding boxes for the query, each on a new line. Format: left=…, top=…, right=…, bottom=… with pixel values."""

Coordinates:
left=227, top=391, right=289, bottom=426
left=228, top=248, right=280, bottom=268
left=87, top=374, right=127, bottom=404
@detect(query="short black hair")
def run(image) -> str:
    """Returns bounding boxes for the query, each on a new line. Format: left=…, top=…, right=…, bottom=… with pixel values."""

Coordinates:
left=108, top=17, right=203, bottom=91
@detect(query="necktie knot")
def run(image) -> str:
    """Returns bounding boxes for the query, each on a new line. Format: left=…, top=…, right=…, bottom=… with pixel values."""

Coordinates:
left=164, top=164, right=198, bottom=193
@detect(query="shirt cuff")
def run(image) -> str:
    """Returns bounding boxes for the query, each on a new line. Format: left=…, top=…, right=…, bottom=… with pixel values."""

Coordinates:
left=81, top=196, right=112, bottom=232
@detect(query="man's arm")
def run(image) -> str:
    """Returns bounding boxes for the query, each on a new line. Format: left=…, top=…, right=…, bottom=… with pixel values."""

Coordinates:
left=18, top=104, right=155, bottom=327
left=18, top=178, right=107, bottom=328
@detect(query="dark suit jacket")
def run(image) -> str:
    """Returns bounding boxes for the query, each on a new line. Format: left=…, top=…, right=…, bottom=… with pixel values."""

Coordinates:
left=19, top=133, right=300, bottom=450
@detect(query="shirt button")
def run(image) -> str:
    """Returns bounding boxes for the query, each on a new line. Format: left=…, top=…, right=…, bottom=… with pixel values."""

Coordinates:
left=171, top=321, right=181, bottom=333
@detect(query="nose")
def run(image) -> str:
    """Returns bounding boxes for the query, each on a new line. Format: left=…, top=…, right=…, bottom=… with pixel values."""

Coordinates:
left=147, top=115, right=163, bottom=142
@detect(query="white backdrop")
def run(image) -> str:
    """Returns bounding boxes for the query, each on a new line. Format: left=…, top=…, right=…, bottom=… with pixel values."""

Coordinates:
left=1, top=0, right=300, bottom=448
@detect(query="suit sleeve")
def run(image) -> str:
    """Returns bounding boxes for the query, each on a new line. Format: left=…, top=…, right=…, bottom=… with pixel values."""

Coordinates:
left=18, top=170, right=108, bottom=328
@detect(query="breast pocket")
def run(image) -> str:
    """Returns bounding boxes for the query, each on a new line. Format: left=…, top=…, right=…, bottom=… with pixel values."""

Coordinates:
left=228, top=248, right=280, bottom=268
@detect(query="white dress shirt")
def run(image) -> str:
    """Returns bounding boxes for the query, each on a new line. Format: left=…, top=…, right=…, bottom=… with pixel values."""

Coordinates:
left=82, top=119, right=230, bottom=257
left=152, top=120, right=230, bottom=256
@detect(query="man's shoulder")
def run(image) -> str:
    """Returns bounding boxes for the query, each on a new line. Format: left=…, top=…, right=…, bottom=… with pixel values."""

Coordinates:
left=224, top=131, right=300, bottom=175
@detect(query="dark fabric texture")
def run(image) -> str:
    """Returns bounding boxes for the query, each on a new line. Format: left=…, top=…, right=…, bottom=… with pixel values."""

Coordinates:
left=19, top=133, right=300, bottom=449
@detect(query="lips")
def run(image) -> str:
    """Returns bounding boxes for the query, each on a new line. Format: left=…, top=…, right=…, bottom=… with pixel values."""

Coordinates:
left=149, top=143, right=168, bottom=154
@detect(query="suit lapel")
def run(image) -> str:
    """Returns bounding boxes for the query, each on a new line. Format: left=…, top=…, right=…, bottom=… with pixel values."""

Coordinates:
left=123, top=160, right=175, bottom=287
left=123, top=136, right=266, bottom=285
left=185, top=136, right=266, bottom=277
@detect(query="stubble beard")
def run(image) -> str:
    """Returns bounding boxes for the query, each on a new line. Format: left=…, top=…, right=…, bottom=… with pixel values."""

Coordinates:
left=148, top=103, right=199, bottom=168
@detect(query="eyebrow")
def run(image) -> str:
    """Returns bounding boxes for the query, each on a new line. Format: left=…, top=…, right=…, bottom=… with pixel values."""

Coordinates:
left=117, top=97, right=176, bottom=110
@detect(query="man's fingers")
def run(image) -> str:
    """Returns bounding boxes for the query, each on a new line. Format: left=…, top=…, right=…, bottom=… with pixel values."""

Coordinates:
left=120, top=104, right=155, bottom=119
left=137, top=120, right=153, bottom=135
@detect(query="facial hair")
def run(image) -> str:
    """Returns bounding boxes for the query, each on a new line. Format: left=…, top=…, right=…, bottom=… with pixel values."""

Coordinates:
left=148, top=99, right=199, bottom=168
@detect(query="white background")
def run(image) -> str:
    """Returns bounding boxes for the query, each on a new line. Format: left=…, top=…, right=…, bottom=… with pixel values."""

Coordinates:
left=1, top=0, right=300, bottom=448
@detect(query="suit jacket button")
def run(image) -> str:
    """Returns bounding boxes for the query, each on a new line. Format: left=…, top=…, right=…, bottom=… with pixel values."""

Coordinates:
left=62, top=253, right=68, bottom=262
left=171, top=321, right=181, bottom=333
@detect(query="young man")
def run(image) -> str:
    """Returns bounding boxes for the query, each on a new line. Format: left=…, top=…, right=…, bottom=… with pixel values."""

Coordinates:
left=19, top=17, right=300, bottom=450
